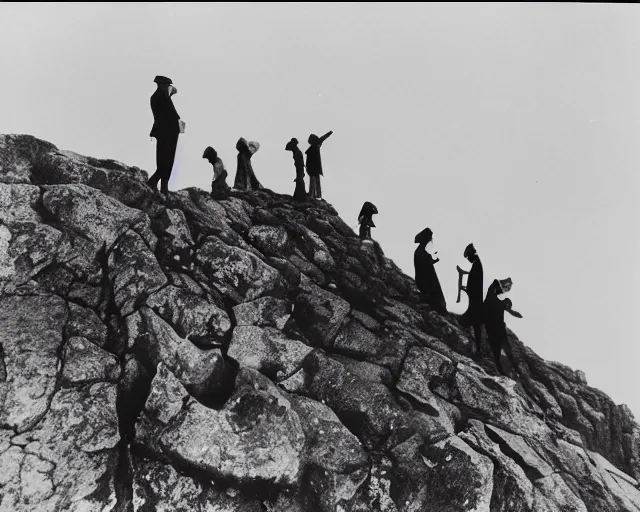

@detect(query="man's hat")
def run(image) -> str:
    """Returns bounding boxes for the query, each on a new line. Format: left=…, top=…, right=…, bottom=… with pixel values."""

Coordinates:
left=154, top=75, right=173, bottom=85
left=464, top=243, right=476, bottom=257
left=414, top=228, right=433, bottom=244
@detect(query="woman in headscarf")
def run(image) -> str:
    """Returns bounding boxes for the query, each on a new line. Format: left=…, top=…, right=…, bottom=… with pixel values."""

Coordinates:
left=358, top=201, right=378, bottom=240
left=305, top=131, right=333, bottom=199
left=414, top=227, right=447, bottom=314
left=234, top=137, right=263, bottom=191
left=285, top=138, right=306, bottom=201
left=203, top=146, right=230, bottom=200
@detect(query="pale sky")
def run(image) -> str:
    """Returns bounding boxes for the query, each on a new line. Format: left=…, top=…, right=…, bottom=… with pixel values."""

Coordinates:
left=1, top=3, right=639, bottom=417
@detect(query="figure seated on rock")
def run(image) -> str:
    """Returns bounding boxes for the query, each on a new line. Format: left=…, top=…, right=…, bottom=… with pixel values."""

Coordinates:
left=358, top=202, right=378, bottom=240
left=234, top=137, right=263, bottom=191
left=203, top=146, right=231, bottom=200
left=414, top=227, right=447, bottom=315
left=483, top=277, right=522, bottom=376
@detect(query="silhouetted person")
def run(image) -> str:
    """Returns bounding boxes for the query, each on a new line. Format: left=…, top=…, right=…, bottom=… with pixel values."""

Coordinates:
left=147, top=76, right=183, bottom=195
left=305, top=131, right=333, bottom=199
left=458, top=243, right=484, bottom=353
left=414, top=228, right=447, bottom=314
left=484, top=278, right=522, bottom=376
left=286, top=138, right=306, bottom=201
left=358, top=202, right=378, bottom=240
left=234, top=138, right=263, bottom=191
left=203, top=146, right=230, bottom=200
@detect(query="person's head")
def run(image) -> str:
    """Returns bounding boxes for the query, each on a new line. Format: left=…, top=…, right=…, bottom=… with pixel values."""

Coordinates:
left=464, top=243, right=477, bottom=262
left=360, top=201, right=378, bottom=218
left=202, top=146, right=217, bottom=163
left=308, top=134, right=320, bottom=145
left=285, top=138, right=299, bottom=151
left=236, top=137, right=248, bottom=152
left=414, top=228, right=433, bottom=246
left=154, top=75, right=173, bottom=96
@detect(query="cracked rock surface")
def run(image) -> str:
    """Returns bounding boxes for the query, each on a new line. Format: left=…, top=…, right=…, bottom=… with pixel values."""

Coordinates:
left=1, top=134, right=639, bottom=511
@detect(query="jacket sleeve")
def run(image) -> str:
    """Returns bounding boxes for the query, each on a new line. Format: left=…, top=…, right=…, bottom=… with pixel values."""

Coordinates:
left=319, top=131, right=333, bottom=145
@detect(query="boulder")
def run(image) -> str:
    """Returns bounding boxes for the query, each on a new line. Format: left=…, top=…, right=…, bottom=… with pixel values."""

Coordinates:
left=290, top=395, right=369, bottom=511
left=127, top=308, right=226, bottom=397
left=228, top=326, right=313, bottom=381
left=233, top=296, right=292, bottom=330
left=196, top=236, right=282, bottom=303
left=158, top=369, right=306, bottom=487
left=42, top=183, right=154, bottom=248
left=0, top=295, right=67, bottom=432
left=108, top=229, right=167, bottom=316
left=248, top=225, right=291, bottom=257
left=132, top=456, right=263, bottom=512
left=144, top=362, right=189, bottom=425
left=146, top=284, right=231, bottom=346
left=293, top=282, right=350, bottom=347
left=62, top=336, right=121, bottom=384
left=396, top=346, right=455, bottom=413
left=0, top=383, right=120, bottom=511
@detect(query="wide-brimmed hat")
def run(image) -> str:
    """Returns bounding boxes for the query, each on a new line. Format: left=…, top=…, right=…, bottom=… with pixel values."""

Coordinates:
left=414, top=228, right=433, bottom=244
left=154, top=75, right=173, bottom=85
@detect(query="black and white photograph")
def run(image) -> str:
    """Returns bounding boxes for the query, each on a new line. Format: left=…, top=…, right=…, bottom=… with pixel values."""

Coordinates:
left=0, top=3, right=639, bottom=511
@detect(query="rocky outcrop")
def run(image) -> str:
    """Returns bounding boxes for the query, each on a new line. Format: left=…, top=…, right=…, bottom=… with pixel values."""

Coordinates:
left=1, top=133, right=639, bottom=511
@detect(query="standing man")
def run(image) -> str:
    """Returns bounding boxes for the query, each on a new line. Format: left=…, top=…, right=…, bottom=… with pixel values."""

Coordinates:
left=147, top=75, right=183, bottom=195
left=457, top=243, right=484, bottom=354
left=305, top=131, right=333, bottom=200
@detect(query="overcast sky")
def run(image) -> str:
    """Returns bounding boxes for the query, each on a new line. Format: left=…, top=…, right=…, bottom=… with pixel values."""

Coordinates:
left=1, top=2, right=639, bottom=417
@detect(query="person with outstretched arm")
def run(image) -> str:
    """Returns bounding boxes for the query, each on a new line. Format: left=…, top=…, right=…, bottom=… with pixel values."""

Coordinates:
left=305, top=130, right=333, bottom=199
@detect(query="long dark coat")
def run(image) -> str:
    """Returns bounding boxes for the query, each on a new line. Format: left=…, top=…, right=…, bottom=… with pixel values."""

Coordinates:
left=305, top=132, right=332, bottom=177
left=414, top=246, right=447, bottom=313
left=290, top=146, right=306, bottom=200
left=483, top=280, right=508, bottom=349
left=149, top=89, right=180, bottom=139
left=460, top=257, right=484, bottom=327
left=234, top=148, right=262, bottom=190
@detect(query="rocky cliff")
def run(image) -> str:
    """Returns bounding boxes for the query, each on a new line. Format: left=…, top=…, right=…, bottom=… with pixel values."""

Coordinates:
left=0, top=133, right=639, bottom=511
